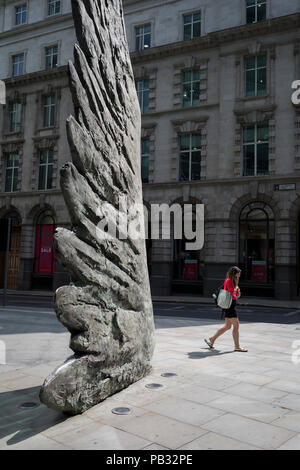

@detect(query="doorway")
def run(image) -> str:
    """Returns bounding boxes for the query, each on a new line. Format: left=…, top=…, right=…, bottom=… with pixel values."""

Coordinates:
left=0, top=213, right=21, bottom=290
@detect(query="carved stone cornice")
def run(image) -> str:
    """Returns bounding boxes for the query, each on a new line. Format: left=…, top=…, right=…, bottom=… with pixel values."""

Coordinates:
left=3, top=66, right=68, bottom=87
left=130, top=13, right=300, bottom=64
left=32, top=135, right=60, bottom=148
left=234, top=104, right=277, bottom=123
left=0, top=13, right=73, bottom=41
left=171, top=116, right=209, bottom=132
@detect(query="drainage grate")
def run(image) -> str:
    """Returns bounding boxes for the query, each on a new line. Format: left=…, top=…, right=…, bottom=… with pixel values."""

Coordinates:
left=111, top=407, right=132, bottom=415
left=145, top=383, right=163, bottom=389
left=19, top=402, right=39, bottom=410
left=161, top=373, right=177, bottom=378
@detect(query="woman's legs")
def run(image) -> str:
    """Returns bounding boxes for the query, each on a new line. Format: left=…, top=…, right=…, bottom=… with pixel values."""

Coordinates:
left=209, top=318, right=232, bottom=347
left=230, top=318, right=248, bottom=351
left=231, top=318, right=240, bottom=349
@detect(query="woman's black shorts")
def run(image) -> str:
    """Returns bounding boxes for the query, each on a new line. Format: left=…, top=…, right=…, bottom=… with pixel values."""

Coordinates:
left=223, top=300, right=238, bottom=319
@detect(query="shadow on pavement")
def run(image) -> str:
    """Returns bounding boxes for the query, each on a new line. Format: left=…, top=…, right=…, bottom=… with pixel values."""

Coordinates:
left=0, top=386, right=66, bottom=446
left=188, top=350, right=235, bottom=359
left=0, top=310, right=66, bottom=335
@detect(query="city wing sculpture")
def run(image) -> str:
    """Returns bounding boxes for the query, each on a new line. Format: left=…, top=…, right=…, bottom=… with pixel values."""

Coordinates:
left=39, top=0, right=155, bottom=415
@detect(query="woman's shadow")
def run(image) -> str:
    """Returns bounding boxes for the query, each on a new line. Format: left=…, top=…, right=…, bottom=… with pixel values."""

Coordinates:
left=188, top=348, right=235, bottom=359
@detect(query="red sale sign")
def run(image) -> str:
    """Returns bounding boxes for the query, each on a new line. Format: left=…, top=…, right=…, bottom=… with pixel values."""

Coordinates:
left=251, top=261, right=266, bottom=282
left=184, top=260, right=198, bottom=280
left=35, top=225, right=56, bottom=273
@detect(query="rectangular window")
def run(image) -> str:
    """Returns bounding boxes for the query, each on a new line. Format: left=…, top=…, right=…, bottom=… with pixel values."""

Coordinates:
left=38, top=149, right=54, bottom=190
left=135, top=24, right=151, bottom=51
left=179, top=133, right=201, bottom=181
left=15, top=4, right=27, bottom=25
left=48, top=0, right=61, bottom=16
left=243, top=124, right=269, bottom=176
left=45, top=45, right=58, bottom=69
left=43, top=95, right=56, bottom=127
left=9, top=103, right=22, bottom=133
left=245, top=55, right=267, bottom=97
left=246, top=0, right=267, bottom=24
left=12, top=54, right=24, bottom=77
left=183, top=12, right=201, bottom=41
left=136, top=80, right=149, bottom=114
left=183, top=70, right=200, bottom=107
left=5, top=154, right=19, bottom=192
left=141, top=138, right=150, bottom=183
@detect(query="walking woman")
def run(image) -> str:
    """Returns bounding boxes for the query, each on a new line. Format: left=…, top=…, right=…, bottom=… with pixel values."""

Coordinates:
left=205, top=266, right=248, bottom=352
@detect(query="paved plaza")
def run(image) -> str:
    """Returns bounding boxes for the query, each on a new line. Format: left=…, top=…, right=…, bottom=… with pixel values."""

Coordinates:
left=0, top=306, right=300, bottom=450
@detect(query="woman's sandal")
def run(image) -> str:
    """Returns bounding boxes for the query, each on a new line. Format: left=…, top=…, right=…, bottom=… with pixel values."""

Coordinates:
left=204, top=338, right=215, bottom=349
left=234, top=347, right=248, bottom=352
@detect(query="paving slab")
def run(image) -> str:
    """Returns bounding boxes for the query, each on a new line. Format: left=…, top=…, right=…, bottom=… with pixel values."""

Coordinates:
left=207, top=394, right=289, bottom=423
left=51, top=421, right=152, bottom=450
left=272, top=412, right=300, bottom=433
left=166, top=383, right=227, bottom=405
left=277, top=434, right=300, bottom=450
left=201, top=413, right=296, bottom=449
left=111, top=412, right=208, bottom=449
left=143, top=396, right=226, bottom=427
left=265, top=380, right=300, bottom=395
left=178, top=431, right=260, bottom=450
left=224, top=382, right=288, bottom=404
left=273, top=394, right=300, bottom=412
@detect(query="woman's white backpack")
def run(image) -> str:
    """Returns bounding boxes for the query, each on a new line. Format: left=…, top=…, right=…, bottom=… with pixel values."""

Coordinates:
left=217, top=279, right=232, bottom=309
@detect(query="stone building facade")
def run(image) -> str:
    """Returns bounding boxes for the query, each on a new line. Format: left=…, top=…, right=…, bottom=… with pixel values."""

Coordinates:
left=0, top=0, right=75, bottom=290
left=0, top=0, right=300, bottom=299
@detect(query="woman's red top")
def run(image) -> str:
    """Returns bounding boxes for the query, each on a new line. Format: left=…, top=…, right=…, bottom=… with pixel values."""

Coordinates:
left=224, top=277, right=240, bottom=300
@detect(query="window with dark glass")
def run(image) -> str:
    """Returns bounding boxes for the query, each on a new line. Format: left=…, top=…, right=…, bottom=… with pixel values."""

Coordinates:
left=45, top=45, right=58, bottom=69
left=239, top=202, right=275, bottom=283
left=183, top=12, right=201, bottom=40
left=243, top=124, right=269, bottom=176
left=245, top=55, right=267, bottom=97
left=246, top=0, right=266, bottom=23
left=43, top=95, right=56, bottom=127
left=48, top=0, right=61, bottom=16
left=9, top=103, right=22, bottom=132
left=5, top=154, right=19, bottom=192
left=179, top=133, right=201, bottom=181
left=183, top=70, right=200, bottom=107
left=135, top=24, right=151, bottom=51
left=141, top=138, right=150, bottom=183
left=12, top=54, right=24, bottom=77
left=136, top=80, right=149, bottom=114
left=15, top=4, right=27, bottom=25
left=38, top=149, right=54, bottom=190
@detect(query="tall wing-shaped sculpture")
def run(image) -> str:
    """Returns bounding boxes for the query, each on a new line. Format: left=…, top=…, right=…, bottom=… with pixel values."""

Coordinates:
left=39, top=0, right=155, bottom=415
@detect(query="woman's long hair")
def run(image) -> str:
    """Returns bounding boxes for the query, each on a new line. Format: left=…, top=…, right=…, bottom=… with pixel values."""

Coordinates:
left=226, top=266, right=241, bottom=288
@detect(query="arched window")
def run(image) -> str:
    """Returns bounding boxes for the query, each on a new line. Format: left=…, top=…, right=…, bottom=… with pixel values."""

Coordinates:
left=34, top=210, right=56, bottom=274
left=239, top=202, right=275, bottom=283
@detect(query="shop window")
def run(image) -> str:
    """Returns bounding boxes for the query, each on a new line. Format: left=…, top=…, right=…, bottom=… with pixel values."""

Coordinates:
left=173, top=208, right=203, bottom=281
left=239, top=202, right=275, bottom=283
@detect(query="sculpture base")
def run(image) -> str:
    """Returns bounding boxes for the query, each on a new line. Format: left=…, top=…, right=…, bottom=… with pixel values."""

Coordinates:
left=39, top=354, right=152, bottom=415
